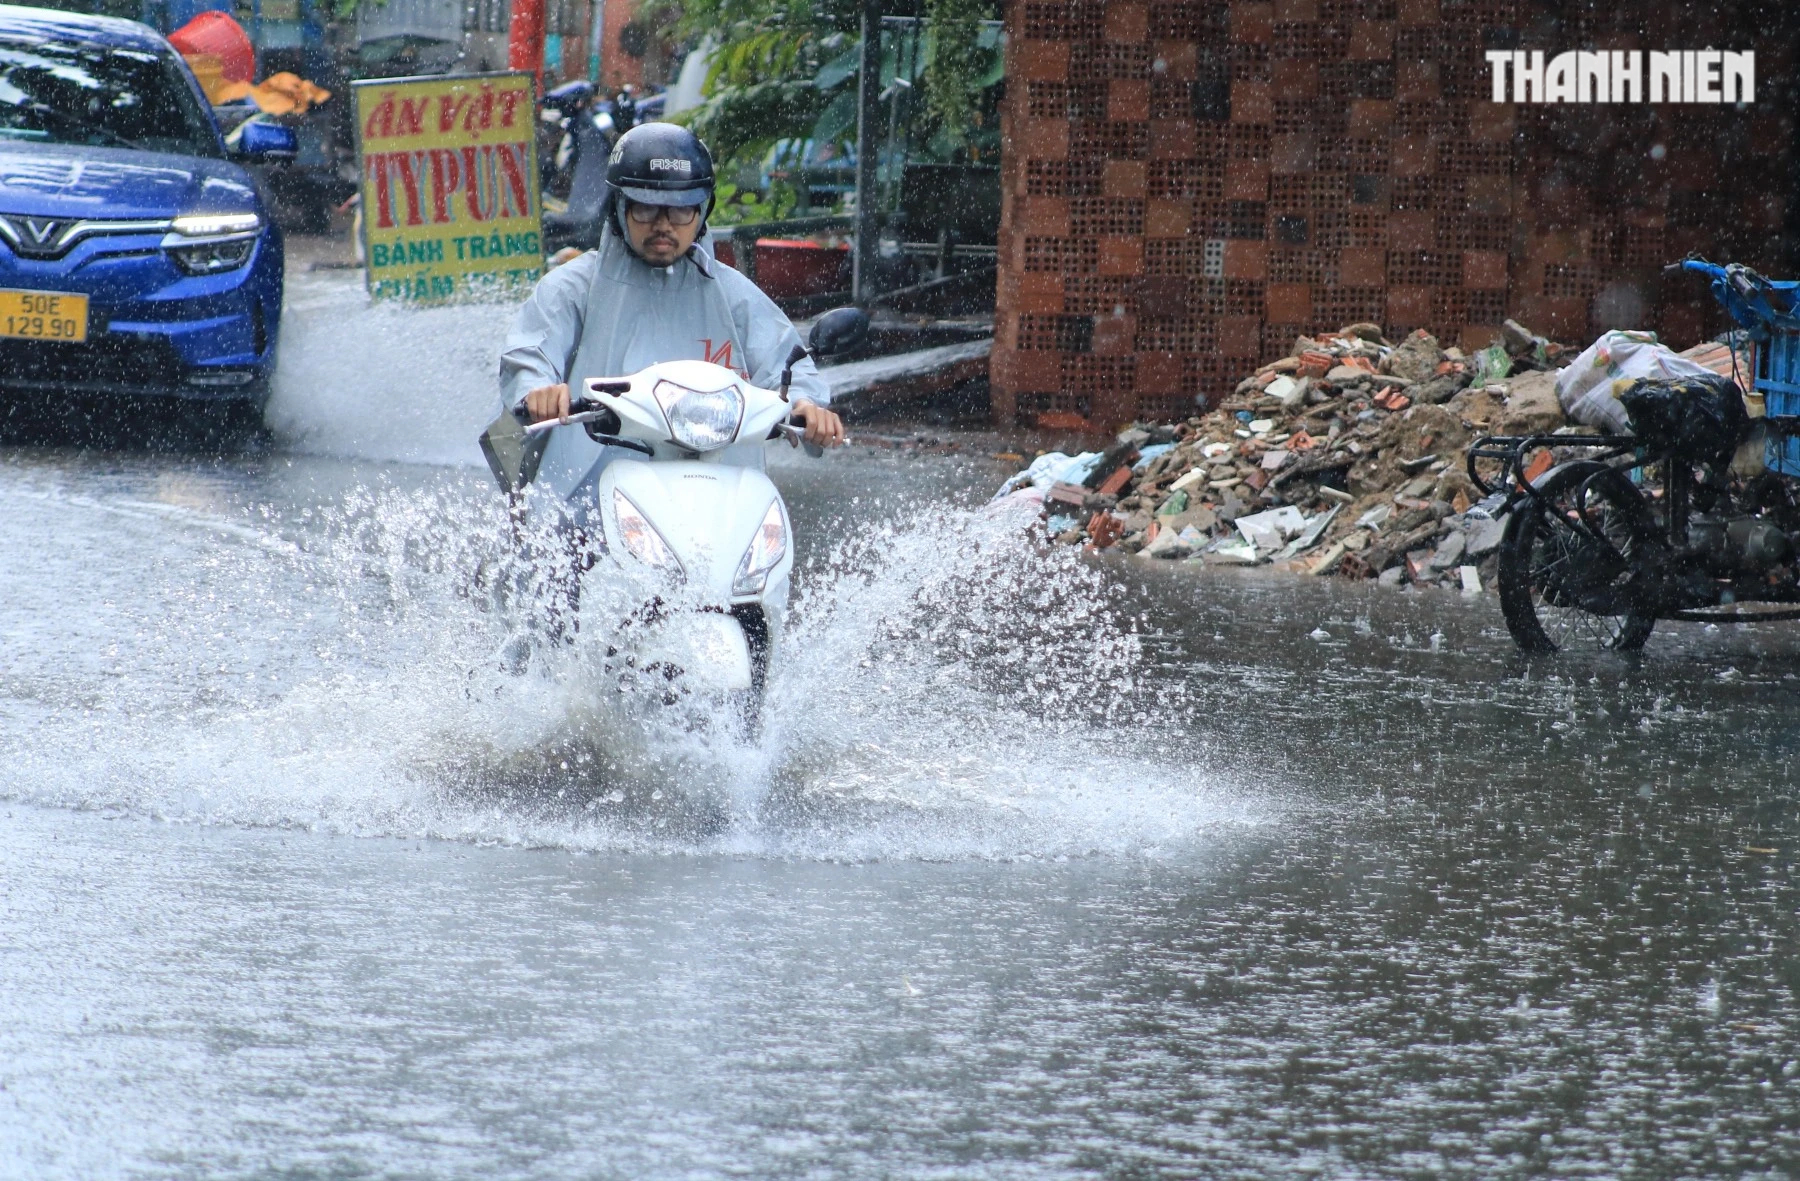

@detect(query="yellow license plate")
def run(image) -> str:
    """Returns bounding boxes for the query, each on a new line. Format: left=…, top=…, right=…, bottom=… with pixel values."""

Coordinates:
left=0, top=289, right=88, bottom=343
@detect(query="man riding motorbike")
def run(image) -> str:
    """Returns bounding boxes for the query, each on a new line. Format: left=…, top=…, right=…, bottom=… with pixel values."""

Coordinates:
left=501, top=121, right=843, bottom=448
left=494, top=122, right=843, bottom=633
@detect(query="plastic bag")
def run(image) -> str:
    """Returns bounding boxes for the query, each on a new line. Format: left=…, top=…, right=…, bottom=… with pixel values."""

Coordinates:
left=1554, top=330, right=1714, bottom=433
left=993, top=451, right=1102, bottom=499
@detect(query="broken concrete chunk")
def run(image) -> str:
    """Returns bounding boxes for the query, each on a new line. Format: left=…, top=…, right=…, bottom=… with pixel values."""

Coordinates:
left=1384, top=329, right=1444, bottom=383
left=1463, top=515, right=1507, bottom=559
left=1237, top=505, right=1308, bottom=553
left=1495, top=368, right=1567, bottom=435
left=1429, top=530, right=1467, bottom=569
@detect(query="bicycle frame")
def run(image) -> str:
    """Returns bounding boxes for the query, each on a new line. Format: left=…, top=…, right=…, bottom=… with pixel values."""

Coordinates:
left=1469, top=432, right=1800, bottom=622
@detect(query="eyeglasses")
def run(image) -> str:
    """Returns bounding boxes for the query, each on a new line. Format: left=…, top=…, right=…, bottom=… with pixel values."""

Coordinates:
left=626, top=201, right=700, bottom=227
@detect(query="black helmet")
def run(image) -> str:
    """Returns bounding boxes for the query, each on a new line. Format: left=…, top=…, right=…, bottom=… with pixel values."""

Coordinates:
left=605, top=122, right=715, bottom=216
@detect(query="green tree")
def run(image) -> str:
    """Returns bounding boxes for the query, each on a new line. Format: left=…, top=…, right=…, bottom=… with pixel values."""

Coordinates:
left=663, top=0, right=1000, bottom=186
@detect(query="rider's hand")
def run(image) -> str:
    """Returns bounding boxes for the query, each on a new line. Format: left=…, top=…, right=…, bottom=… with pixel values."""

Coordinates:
left=791, top=398, right=845, bottom=448
left=525, top=382, right=571, bottom=424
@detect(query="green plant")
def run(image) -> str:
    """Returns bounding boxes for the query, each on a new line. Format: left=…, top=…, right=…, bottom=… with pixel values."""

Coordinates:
left=922, top=0, right=983, bottom=139
left=670, top=0, right=861, bottom=168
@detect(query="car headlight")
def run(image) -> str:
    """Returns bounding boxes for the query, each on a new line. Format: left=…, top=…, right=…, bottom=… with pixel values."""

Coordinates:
left=732, top=500, right=787, bottom=597
left=164, top=212, right=261, bottom=275
left=653, top=378, right=743, bottom=452
left=612, top=488, right=683, bottom=576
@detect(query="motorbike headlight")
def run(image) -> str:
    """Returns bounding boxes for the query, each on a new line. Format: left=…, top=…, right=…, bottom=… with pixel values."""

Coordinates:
left=654, top=379, right=744, bottom=452
left=164, top=213, right=261, bottom=275
left=732, top=501, right=788, bottom=597
left=612, top=489, right=683, bottom=577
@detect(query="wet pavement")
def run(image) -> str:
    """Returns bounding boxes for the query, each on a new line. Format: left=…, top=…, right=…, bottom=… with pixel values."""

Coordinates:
left=2, top=269, right=1797, bottom=1178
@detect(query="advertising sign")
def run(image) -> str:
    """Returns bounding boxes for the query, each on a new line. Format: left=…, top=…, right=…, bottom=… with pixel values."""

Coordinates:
left=351, top=71, right=542, bottom=302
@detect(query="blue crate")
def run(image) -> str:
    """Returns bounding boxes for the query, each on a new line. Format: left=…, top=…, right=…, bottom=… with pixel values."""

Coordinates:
left=1760, top=324, right=1800, bottom=417
left=1766, top=423, right=1800, bottom=476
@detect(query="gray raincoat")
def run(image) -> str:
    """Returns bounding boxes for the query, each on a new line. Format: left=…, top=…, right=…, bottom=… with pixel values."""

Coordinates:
left=497, top=227, right=828, bottom=502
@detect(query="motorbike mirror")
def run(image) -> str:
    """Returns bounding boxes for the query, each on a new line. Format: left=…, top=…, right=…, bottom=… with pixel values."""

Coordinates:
left=235, top=121, right=296, bottom=162
left=807, top=307, right=869, bottom=358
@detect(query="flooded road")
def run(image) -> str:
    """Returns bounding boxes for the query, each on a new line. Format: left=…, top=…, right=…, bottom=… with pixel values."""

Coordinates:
left=2, top=272, right=1797, bottom=1178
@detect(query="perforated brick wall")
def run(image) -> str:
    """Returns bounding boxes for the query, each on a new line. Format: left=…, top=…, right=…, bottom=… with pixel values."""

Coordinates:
left=991, top=0, right=1800, bottom=428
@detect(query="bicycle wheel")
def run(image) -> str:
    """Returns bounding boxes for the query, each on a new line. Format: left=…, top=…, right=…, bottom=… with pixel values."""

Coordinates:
left=1498, top=461, right=1660, bottom=652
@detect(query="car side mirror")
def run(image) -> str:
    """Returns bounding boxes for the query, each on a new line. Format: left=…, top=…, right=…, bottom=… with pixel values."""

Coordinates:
left=236, top=122, right=297, bottom=162
left=807, top=307, right=869, bottom=358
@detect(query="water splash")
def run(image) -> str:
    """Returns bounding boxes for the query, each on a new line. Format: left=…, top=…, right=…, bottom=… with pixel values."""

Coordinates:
left=4, top=454, right=1272, bottom=860
left=265, top=271, right=506, bottom=467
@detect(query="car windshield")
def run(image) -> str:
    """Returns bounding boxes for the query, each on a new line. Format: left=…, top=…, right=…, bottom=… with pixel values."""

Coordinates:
left=0, top=36, right=219, bottom=156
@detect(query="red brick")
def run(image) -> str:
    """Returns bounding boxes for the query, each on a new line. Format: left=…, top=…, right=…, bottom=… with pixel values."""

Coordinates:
left=989, top=344, right=1017, bottom=386
left=1464, top=250, right=1508, bottom=289
left=1157, top=42, right=1196, bottom=79
left=1396, top=62, right=1439, bottom=101
left=1099, top=238, right=1145, bottom=276
left=1232, top=3, right=1273, bottom=42
left=1390, top=135, right=1432, bottom=175
left=1086, top=511, right=1125, bottom=548
left=1110, top=79, right=1150, bottom=123
left=1468, top=102, right=1513, bottom=142
left=1146, top=198, right=1191, bottom=236
left=1273, top=0, right=1317, bottom=18
left=1457, top=325, right=1501, bottom=353
left=1231, top=81, right=1272, bottom=125
left=1271, top=134, right=1316, bottom=173
left=1106, top=1, right=1149, bottom=43
left=1094, top=390, right=1141, bottom=430
left=1148, top=119, right=1197, bottom=159
left=1348, top=100, right=1392, bottom=139
left=1388, top=212, right=1434, bottom=250
left=1016, top=273, right=1066, bottom=314
left=1020, top=197, right=1069, bottom=236
left=1014, top=41, right=1070, bottom=82
left=1532, top=176, right=1587, bottom=228
left=1104, top=159, right=1147, bottom=199
left=1021, top=117, right=1069, bottom=160
left=1387, top=286, right=1432, bottom=324
left=1008, top=350, right=1062, bottom=391
left=1272, top=60, right=1319, bottom=95
left=1136, top=352, right=1183, bottom=392
left=1748, top=192, right=1786, bottom=230
left=1223, top=240, right=1267, bottom=280
left=1092, top=312, right=1137, bottom=354
left=1513, top=295, right=1588, bottom=341
left=1218, top=315, right=1262, bottom=354
left=1338, top=247, right=1386, bottom=286
left=1464, top=176, right=1510, bottom=213
left=1226, top=161, right=1270, bottom=200
left=1267, top=282, right=1311, bottom=322
left=1658, top=303, right=1706, bottom=349
left=1348, top=22, right=1394, bottom=60
left=1397, top=0, right=1438, bottom=22
left=1096, top=464, right=1135, bottom=496
left=1523, top=232, right=1585, bottom=273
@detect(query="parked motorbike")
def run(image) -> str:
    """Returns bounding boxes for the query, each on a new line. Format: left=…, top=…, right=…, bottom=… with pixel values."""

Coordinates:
left=1469, top=258, right=1800, bottom=652
left=538, top=82, right=648, bottom=253
left=479, top=307, right=868, bottom=729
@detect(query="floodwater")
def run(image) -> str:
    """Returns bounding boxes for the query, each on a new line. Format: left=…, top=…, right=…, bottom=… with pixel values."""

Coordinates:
left=2, top=270, right=1797, bottom=1178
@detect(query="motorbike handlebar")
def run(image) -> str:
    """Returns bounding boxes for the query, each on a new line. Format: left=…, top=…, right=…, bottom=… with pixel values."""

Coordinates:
left=1665, top=258, right=1727, bottom=280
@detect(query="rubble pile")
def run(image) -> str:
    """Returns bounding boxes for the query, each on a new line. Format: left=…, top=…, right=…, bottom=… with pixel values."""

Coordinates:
left=1002, top=319, right=1579, bottom=593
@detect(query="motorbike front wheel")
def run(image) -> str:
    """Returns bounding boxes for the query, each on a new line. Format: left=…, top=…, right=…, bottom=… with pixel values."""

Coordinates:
left=1497, top=461, right=1660, bottom=653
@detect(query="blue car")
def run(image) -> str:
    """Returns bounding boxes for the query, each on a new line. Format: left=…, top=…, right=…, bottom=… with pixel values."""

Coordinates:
left=0, top=4, right=293, bottom=417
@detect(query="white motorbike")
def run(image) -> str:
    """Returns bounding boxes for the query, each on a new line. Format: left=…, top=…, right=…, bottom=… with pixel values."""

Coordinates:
left=479, top=307, right=868, bottom=732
